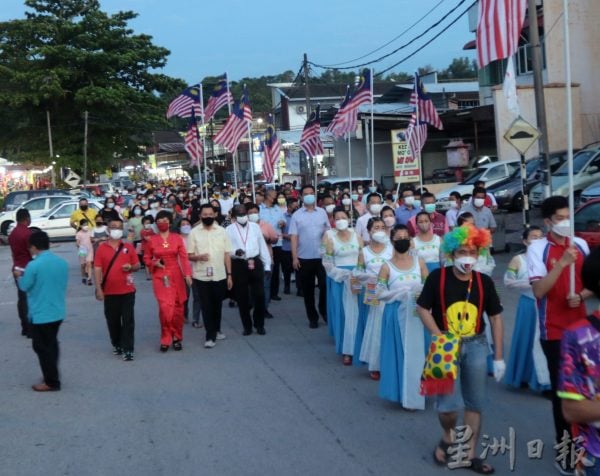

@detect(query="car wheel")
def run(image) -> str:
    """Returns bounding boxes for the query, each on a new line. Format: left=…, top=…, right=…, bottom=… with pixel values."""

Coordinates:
left=0, top=220, right=13, bottom=236
left=511, top=192, right=523, bottom=211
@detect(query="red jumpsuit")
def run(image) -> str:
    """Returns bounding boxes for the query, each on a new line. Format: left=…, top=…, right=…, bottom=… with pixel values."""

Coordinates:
left=144, top=232, right=192, bottom=346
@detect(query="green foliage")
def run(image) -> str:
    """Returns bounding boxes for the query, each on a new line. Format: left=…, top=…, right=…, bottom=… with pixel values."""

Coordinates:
left=0, top=0, right=185, bottom=173
left=438, top=56, right=478, bottom=80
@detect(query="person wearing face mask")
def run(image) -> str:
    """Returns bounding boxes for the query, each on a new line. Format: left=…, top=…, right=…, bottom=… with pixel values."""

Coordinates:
left=355, top=193, right=384, bottom=243
left=322, top=195, right=336, bottom=228
left=140, top=215, right=155, bottom=277
left=394, top=187, right=421, bottom=226
left=100, top=198, right=121, bottom=224
left=187, top=204, right=233, bottom=346
left=76, top=219, right=94, bottom=285
left=127, top=205, right=144, bottom=245
left=381, top=206, right=396, bottom=236
left=503, top=226, right=550, bottom=393
left=339, top=192, right=359, bottom=227
left=527, top=196, right=592, bottom=468
left=281, top=197, right=300, bottom=296
left=417, top=224, right=504, bottom=474
left=276, top=192, right=287, bottom=212
left=379, top=225, right=429, bottom=409
left=145, top=199, right=161, bottom=219
left=445, top=192, right=463, bottom=230
left=461, top=187, right=497, bottom=234
left=226, top=205, right=272, bottom=336
left=260, top=189, right=286, bottom=302
left=355, top=217, right=393, bottom=379
left=383, top=192, right=397, bottom=210
left=144, top=211, right=193, bottom=352
left=407, top=192, right=448, bottom=238
left=350, top=190, right=367, bottom=216
left=322, top=207, right=363, bottom=364
left=218, top=190, right=235, bottom=217
left=412, top=212, right=442, bottom=272
left=92, top=217, right=109, bottom=252
left=70, top=198, right=98, bottom=230
left=93, top=218, right=140, bottom=361
left=290, top=185, right=331, bottom=328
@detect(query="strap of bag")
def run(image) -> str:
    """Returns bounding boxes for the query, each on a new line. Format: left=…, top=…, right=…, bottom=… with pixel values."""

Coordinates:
left=101, top=242, right=124, bottom=290
left=440, top=266, right=484, bottom=335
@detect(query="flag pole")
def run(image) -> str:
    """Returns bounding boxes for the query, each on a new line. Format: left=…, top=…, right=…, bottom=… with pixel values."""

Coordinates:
left=225, top=72, right=239, bottom=191
left=347, top=132, right=354, bottom=226
left=364, top=117, right=370, bottom=178
left=370, top=68, right=375, bottom=188
left=198, top=84, right=207, bottom=201
left=562, top=0, right=575, bottom=295
left=247, top=122, right=256, bottom=202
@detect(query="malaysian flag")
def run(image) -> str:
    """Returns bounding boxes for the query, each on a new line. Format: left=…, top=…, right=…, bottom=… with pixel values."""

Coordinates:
left=213, top=87, right=252, bottom=153
left=204, top=74, right=234, bottom=122
left=410, top=74, right=443, bottom=130
left=325, top=86, right=358, bottom=138
left=406, top=120, right=427, bottom=157
left=347, top=68, right=372, bottom=110
left=263, top=114, right=281, bottom=183
left=476, top=0, right=527, bottom=68
left=184, top=108, right=203, bottom=165
left=300, top=105, right=324, bottom=158
left=166, top=84, right=202, bottom=119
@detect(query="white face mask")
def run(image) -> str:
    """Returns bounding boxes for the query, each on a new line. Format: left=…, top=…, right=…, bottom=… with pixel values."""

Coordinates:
left=82, top=225, right=89, bottom=231
left=473, top=198, right=485, bottom=208
left=248, top=213, right=260, bottom=223
left=144, top=224, right=152, bottom=229
left=371, top=231, right=388, bottom=244
left=107, top=202, right=115, bottom=209
left=449, top=201, right=459, bottom=209
left=383, top=216, right=395, bottom=227
left=454, top=256, right=477, bottom=274
left=151, top=203, right=159, bottom=209
left=335, top=219, right=349, bottom=231
left=341, top=198, right=352, bottom=206
left=133, top=208, right=142, bottom=216
left=325, top=204, right=335, bottom=214
left=180, top=225, right=192, bottom=234
left=236, top=215, right=248, bottom=226
left=109, top=229, right=123, bottom=240
left=404, top=196, right=415, bottom=206
left=369, top=204, right=382, bottom=215
left=552, top=219, right=571, bottom=237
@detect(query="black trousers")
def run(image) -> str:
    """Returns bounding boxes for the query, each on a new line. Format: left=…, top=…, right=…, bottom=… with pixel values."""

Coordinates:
left=270, top=246, right=283, bottom=297
left=103, top=292, right=136, bottom=352
left=541, top=339, right=571, bottom=445
left=298, top=258, right=327, bottom=324
left=191, top=279, right=203, bottom=324
left=195, top=279, right=226, bottom=342
left=280, top=250, right=296, bottom=290
left=231, top=258, right=265, bottom=331
left=14, top=277, right=29, bottom=336
left=31, top=320, right=62, bottom=389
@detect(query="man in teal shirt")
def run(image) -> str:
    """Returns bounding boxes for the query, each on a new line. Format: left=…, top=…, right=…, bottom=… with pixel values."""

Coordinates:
left=15, top=231, right=68, bottom=392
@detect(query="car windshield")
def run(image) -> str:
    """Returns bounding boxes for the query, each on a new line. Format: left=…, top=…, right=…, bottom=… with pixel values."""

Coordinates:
left=39, top=202, right=69, bottom=217
left=555, top=151, right=595, bottom=175
left=461, top=168, right=486, bottom=185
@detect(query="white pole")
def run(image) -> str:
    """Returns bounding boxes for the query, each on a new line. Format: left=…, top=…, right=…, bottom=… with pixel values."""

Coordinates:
left=198, top=84, right=206, bottom=201
left=364, top=117, right=370, bottom=178
left=347, top=132, right=354, bottom=225
left=225, top=73, right=238, bottom=192
left=247, top=123, right=256, bottom=202
left=370, top=68, right=375, bottom=188
left=562, top=0, right=575, bottom=295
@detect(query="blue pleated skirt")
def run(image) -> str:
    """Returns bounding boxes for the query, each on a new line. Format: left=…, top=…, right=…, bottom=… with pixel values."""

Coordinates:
left=379, top=301, right=403, bottom=402
left=327, top=266, right=354, bottom=355
left=425, top=262, right=440, bottom=273
left=353, top=292, right=368, bottom=366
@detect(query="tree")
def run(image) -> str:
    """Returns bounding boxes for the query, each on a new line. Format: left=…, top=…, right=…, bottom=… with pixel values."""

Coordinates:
left=0, top=0, right=185, bottom=173
left=438, top=57, right=478, bottom=80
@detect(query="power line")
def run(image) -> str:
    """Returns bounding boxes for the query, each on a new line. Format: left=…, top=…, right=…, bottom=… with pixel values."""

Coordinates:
left=323, top=0, right=445, bottom=67
left=308, top=0, right=470, bottom=71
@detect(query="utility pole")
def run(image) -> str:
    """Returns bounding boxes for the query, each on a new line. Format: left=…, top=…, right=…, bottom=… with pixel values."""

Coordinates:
left=46, top=110, right=55, bottom=188
left=528, top=0, right=552, bottom=197
left=83, top=110, right=89, bottom=185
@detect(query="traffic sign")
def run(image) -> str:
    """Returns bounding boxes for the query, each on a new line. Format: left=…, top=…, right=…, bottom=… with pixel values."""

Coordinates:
left=503, top=116, right=541, bottom=155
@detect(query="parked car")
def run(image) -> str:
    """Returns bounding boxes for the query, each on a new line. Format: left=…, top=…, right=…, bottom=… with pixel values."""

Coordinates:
left=579, top=181, right=600, bottom=204
left=529, top=147, right=600, bottom=207
left=2, top=189, right=71, bottom=212
left=487, top=152, right=570, bottom=210
left=574, top=198, right=600, bottom=248
left=29, top=199, right=102, bottom=240
left=435, top=160, right=520, bottom=211
left=317, top=177, right=380, bottom=192
left=0, top=195, right=73, bottom=235
left=77, top=182, right=115, bottom=197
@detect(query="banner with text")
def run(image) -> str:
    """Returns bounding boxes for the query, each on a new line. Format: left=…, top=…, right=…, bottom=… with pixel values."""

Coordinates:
left=391, top=129, right=420, bottom=184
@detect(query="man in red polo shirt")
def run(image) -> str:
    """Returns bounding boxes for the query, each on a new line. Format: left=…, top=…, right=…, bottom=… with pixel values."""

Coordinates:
left=527, top=195, right=592, bottom=471
left=8, top=209, right=32, bottom=337
left=94, top=217, right=140, bottom=361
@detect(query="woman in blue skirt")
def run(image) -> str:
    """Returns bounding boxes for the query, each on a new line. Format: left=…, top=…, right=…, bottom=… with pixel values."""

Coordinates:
left=322, top=207, right=362, bottom=362
left=378, top=225, right=429, bottom=409
left=503, top=226, right=550, bottom=391
left=412, top=211, right=441, bottom=273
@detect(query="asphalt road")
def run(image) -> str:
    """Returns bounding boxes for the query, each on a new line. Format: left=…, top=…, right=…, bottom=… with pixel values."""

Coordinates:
left=0, top=214, right=595, bottom=476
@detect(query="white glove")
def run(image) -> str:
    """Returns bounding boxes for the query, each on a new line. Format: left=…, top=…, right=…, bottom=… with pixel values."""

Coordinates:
left=493, top=360, right=506, bottom=383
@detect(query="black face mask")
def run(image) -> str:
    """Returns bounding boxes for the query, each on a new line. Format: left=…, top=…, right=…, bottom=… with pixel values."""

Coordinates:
left=80, top=205, right=88, bottom=211
left=393, top=239, right=411, bottom=254
left=201, top=217, right=215, bottom=227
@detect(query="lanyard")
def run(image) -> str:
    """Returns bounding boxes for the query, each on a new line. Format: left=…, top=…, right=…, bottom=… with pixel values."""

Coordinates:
left=235, top=223, right=249, bottom=248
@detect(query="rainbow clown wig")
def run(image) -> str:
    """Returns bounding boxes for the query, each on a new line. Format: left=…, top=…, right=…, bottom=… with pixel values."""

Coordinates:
left=441, top=224, right=492, bottom=256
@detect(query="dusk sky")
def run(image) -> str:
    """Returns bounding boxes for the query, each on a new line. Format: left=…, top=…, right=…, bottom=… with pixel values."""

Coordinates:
left=3, top=0, right=477, bottom=83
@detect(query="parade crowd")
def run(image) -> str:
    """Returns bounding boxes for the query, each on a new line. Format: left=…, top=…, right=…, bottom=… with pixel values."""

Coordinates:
left=9, top=178, right=600, bottom=475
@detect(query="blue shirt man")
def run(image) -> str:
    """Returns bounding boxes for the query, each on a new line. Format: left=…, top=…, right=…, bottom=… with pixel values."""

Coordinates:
left=395, top=189, right=421, bottom=225
left=16, top=231, right=68, bottom=391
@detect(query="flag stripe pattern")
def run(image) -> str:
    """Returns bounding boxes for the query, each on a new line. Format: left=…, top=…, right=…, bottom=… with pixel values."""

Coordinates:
left=300, top=105, right=324, bottom=157
left=213, top=87, right=252, bottom=153
left=167, top=84, right=202, bottom=119
left=407, top=120, right=427, bottom=156
left=325, top=86, right=358, bottom=138
left=410, top=75, right=443, bottom=130
left=263, top=114, right=281, bottom=183
left=476, top=0, right=527, bottom=68
left=185, top=109, right=203, bottom=166
left=204, top=74, right=234, bottom=122
left=347, top=68, right=372, bottom=110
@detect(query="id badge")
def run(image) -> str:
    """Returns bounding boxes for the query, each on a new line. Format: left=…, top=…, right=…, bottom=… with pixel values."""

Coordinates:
left=207, top=266, right=213, bottom=277
left=247, top=259, right=255, bottom=271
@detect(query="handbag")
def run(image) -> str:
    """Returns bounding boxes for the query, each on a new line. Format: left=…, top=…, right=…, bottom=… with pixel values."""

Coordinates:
left=101, top=242, right=124, bottom=290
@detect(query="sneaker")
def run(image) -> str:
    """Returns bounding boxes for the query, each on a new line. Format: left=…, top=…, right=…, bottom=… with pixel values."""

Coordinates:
left=216, top=332, right=226, bottom=340
left=123, top=352, right=134, bottom=361
left=112, top=346, right=123, bottom=355
left=204, top=340, right=216, bottom=348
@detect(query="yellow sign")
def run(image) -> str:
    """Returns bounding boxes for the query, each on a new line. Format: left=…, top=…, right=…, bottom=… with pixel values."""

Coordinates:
left=391, top=129, right=420, bottom=184
left=504, top=117, right=541, bottom=155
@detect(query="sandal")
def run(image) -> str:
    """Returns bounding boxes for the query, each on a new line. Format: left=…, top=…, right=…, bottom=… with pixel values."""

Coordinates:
left=172, top=340, right=182, bottom=351
left=433, top=439, right=452, bottom=466
left=342, top=355, right=352, bottom=366
left=192, top=322, right=202, bottom=329
left=467, top=458, right=494, bottom=474
left=369, top=371, right=380, bottom=381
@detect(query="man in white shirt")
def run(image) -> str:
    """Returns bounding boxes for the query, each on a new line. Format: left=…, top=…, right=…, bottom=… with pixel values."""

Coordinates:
left=226, top=205, right=272, bottom=336
left=355, top=193, right=383, bottom=243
